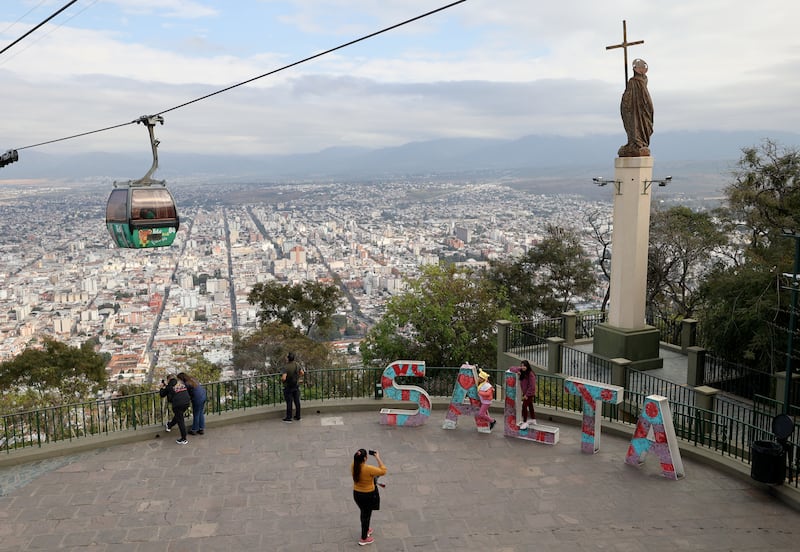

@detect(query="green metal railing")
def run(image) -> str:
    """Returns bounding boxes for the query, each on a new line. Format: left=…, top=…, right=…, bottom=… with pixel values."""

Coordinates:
left=505, top=325, right=550, bottom=367
left=2, top=367, right=798, bottom=488
left=561, top=345, right=613, bottom=383
left=1, top=369, right=381, bottom=453
left=576, top=311, right=607, bottom=339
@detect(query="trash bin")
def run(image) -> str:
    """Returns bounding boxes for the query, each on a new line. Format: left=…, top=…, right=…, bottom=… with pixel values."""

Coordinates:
left=751, top=440, right=786, bottom=485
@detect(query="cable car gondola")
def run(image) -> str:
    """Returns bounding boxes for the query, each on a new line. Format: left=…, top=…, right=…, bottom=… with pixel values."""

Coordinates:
left=105, top=115, right=179, bottom=248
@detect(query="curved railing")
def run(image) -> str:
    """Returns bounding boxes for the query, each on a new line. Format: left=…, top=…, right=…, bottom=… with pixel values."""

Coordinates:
left=2, top=366, right=798, bottom=491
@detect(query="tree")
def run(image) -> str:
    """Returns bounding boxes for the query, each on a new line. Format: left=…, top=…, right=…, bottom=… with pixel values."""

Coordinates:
left=488, top=224, right=597, bottom=318
left=232, top=323, right=336, bottom=376
left=247, top=280, right=344, bottom=338
left=166, top=350, right=222, bottom=383
left=646, top=206, right=729, bottom=319
left=0, top=338, right=107, bottom=411
left=697, top=265, right=777, bottom=366
left=723, top=140, right=800, bottom=260
left=115, top=383, right=153, bottom=397
left=585, top=210, right=613, bottom=313
left=696, top=141, right=800, bottom=369
left=360, top=264, right=512, bottom=369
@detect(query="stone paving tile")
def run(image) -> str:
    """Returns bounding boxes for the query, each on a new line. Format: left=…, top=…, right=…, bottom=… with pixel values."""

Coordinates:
left=0, top=409, right=799, bottom=551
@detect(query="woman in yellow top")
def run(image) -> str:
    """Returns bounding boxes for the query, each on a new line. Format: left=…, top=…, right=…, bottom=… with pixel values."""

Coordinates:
left=351, top=448, right=387, bottom=546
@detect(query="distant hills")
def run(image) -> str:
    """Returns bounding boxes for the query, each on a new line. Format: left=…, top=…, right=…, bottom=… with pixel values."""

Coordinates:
left=4, top=130, right=799, bottom=190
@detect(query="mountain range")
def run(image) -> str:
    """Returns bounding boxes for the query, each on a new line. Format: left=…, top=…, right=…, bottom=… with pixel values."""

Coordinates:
left=4, top=131, right=799, bottom=191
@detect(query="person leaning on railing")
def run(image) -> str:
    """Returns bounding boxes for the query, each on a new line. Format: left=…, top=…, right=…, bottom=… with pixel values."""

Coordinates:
left=159, top=374, right=191, bottom=445
left=177, top=372, right=207, bottom=435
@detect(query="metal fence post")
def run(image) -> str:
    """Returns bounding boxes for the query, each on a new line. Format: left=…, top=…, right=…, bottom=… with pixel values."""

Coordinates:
left=496, top=319, right=513, bottom=373
left=686, top=346, right=706, bottom=387
left=681, top=318, right=697, bottom=352
left=694, top=385, right=718, bottom=439
left=562, top=311, right=576, bottom=345
left=609, top=357, right=630, bottom=389
left=547, top=337, right=565, bottom=375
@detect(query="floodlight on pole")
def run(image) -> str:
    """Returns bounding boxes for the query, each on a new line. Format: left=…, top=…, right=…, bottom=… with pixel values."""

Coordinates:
left=642, top=175, right=672, bottom=194
left=592, top=177, right=622, bottom=195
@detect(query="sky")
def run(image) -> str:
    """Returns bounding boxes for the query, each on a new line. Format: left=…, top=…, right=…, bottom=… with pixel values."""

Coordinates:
left=2, top=0, right=800, bottom=158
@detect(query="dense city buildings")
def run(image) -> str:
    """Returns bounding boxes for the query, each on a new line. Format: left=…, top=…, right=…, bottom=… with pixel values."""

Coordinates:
left=1, top=175, right=701, bottom=388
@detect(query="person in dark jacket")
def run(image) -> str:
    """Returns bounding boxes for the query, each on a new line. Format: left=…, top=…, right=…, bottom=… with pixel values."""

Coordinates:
left=177, top=371, right=207, bottom=435
left=160, top=374, right=191, bottom=444
left=281, top=352, right=304, bottom=422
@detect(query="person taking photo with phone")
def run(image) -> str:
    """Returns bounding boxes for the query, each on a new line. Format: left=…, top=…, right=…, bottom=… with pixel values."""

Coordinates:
left=351, top=448, right=386, bottom=546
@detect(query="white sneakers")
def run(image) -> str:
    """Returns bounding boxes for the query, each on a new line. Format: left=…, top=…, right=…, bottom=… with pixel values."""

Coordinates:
left=519, top=422, right=529, bottom=430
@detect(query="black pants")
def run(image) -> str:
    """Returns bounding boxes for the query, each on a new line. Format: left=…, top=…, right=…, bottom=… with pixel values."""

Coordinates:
left=284, top=386, right=300, bottom=419
left=353, top=490, right=375, bottom=540
left=168, top=404, right=188, bottom=439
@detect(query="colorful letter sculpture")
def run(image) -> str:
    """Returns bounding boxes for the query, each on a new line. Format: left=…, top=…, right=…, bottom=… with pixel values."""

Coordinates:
left=564, top=377, right=624, bottom=454
left=503, top=369, right=559, bottom=444
left=625, top=394, right=685, bottom=480
left=442, top=363, right=490, bottom=433
left=379, top=360, right=431, bottom=427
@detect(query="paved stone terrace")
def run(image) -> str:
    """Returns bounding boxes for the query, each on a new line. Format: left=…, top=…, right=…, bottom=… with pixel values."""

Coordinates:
left=0, top=406, right=798, bottom=551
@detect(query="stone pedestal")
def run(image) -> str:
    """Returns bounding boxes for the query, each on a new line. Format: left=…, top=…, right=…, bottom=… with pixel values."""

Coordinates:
left=593, top=323, right=663, bottom=370
left=593, top=156, right=661, bottom=369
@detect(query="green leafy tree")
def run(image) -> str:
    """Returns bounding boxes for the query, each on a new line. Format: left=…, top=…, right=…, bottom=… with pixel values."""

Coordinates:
left=0, top=338, right=107, bottom=411
left=233, top=323, right=336, bottom=376
left=184, top=352, right=222, bottom=384
left=697, top=265, right=777, bottom=366
left=247, top=280, right=344, bottom=338
left=724, top=140, right=800, bottom=259
left=647, top=206, right=730, bottom=319
left=158, top=350, right=223, bottom=385
left=115, top=383, right=153, bottom=396
left=489, top=224, right=597, bottom=318
left=360, top=264, right=512, bottom=369
left=0, top=388, right=42, bottom=414
left=697, top=141, right=800, bottom=369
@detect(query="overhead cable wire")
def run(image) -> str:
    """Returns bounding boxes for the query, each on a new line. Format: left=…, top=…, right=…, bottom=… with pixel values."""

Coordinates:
left=0, top=0, right=100, bottom=66
left=0, top=0, right=48, bottom=38
left=0, top=0, right=78, bottom=56
left=16, top=0, right=468, bottom=151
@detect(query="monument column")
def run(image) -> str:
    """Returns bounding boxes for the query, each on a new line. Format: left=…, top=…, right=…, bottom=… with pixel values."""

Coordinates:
left=592, top=157, right=662, bottom=370
left=608, top=156, right=653, bottom=329
left=592, top=26, right=662, bottom=370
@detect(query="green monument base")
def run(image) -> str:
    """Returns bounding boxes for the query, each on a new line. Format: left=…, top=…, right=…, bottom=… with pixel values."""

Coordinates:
left=592, top=323, right=663, bottom=371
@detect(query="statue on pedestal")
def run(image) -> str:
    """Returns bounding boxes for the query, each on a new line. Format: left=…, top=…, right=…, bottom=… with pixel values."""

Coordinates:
left=618, top=58, right=653, bottom=157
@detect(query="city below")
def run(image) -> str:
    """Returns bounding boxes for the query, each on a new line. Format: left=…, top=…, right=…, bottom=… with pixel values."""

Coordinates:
left=0, top=173, right=711, bottom=389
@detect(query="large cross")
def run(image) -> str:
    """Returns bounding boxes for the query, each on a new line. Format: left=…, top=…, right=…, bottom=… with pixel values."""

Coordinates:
left=606, top=20, right=644, bottom=86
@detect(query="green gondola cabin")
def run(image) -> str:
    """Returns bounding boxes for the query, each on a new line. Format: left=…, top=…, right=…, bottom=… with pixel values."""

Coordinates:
left=104, top=114, right=180, bottom=249
left=106, top=185, right=179, bottom=248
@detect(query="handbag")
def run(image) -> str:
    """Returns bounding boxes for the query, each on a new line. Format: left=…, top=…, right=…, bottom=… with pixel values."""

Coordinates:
left=371, top=479, right=381, bottom=511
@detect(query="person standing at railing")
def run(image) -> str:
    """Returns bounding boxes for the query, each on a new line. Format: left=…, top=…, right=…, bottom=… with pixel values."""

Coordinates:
left=160, top=374, right=191, bottom=445
left=476, top=370, right=497, bottom=431
left=177, top=372, right=206, bottom=436
left=281, top=352, right=304, bottom=423
left=510, top=360, right=537, bottom=429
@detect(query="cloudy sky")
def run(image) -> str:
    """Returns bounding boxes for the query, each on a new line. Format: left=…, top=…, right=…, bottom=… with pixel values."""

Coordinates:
left=2, top=0, right=800, bottom=157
